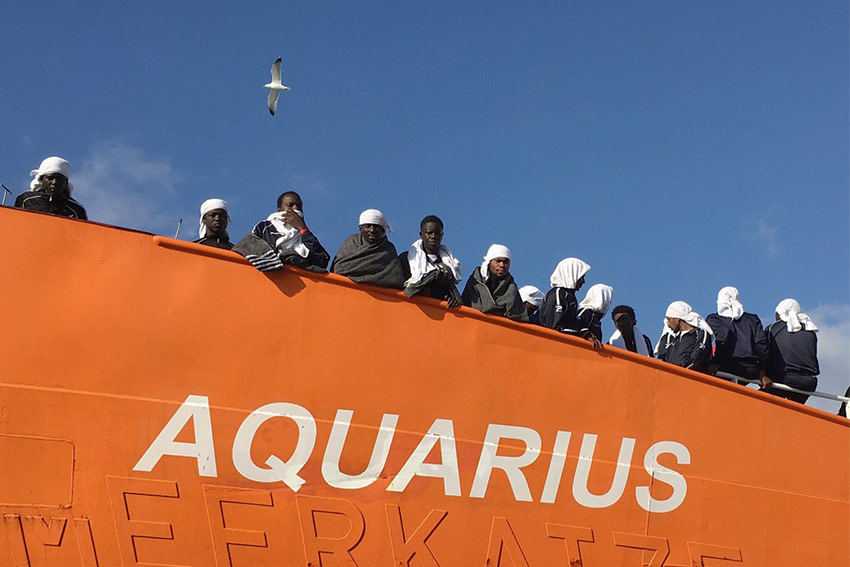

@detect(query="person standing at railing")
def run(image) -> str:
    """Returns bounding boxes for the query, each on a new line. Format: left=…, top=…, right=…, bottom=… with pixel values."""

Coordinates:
left=706, top=286, right=768, bottom=383
left=15, top=156, right=87, bottom=220
left=656, top=301, right=713, bottom=373
left=763, top=299, right=819, bottom=405
left=194, top=199, right=233, bottom=250
left=461, top=244, right=527, bottom=322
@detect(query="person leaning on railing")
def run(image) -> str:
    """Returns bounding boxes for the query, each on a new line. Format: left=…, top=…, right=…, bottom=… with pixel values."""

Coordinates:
left=15, top=156, right=87, bottom=220
left=706, top=286, right=769, bottom=383
left=761, top=299, right=820, bottom=405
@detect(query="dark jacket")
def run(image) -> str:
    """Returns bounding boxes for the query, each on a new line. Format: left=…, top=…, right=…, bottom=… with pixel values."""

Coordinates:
left=461, top=267, right=527, bottom=322
left=576, top=307, right=603, bottom=341
left=15, top=191, right=87, bottom=220
left=765, top=321, right=819, bottom=379
left=193, top=236, right=234, bottom=250
left=539, top=288, right=579, bottom=333
left=251, top=220, right=330, bottom=270
left=657, top=328, right=712, bottom=373
left=706, top=312, right=768, bottom=379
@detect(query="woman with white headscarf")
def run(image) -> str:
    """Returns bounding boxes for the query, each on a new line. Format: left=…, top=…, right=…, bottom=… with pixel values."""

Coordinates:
left=539, top=257, right=591, bottom=337
left=763, top=299, right=819, bottom=404
left=461, top=244, right=527, bottom=321
left=705, top=286, right=769, bottom=382
left=14, top=156, right=87, bottom=220
left=194, top=198, right=233, bottom=249
left=330, top=209, right=405, bottom=288
left=656, top=301, right=713, bottom=373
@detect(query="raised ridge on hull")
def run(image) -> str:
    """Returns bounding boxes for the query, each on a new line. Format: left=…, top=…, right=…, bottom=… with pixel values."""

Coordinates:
left=0, top=205, right=847, bottom=566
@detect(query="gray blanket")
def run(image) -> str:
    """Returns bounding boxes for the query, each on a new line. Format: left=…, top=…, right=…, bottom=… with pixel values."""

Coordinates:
left=330, top=234, right=405, bottom=289
left=233, top=233, right=326, bottom=273
left=461, top=267, right=528, bottom=322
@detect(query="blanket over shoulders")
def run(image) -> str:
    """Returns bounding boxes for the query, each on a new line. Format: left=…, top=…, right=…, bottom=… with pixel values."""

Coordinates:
left=461, top=267, right=527, bottom=322
left=330, top=234, right=405, bottom=289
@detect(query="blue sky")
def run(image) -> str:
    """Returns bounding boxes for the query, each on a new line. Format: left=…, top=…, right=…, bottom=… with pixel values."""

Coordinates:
left=2, top=2, right=847, bottom=406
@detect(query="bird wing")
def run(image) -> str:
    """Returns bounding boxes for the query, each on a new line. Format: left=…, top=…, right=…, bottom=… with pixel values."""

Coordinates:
left=268, top=89, right=280, bottom=116
left=270, top=57, right=282, bottom=85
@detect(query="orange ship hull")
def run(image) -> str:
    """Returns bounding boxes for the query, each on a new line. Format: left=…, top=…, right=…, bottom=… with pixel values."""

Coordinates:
left=0, top=206, right=847, bottom=566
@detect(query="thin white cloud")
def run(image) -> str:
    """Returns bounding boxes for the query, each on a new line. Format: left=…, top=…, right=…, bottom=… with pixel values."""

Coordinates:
left=806, top=303, right=850, bottom=414
left=74, top=142, right=184, bottom=235
left=742, top=219, right=780, bottom=259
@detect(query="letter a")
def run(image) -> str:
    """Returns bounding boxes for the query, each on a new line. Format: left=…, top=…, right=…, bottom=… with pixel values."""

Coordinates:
left=134, top=394, right=217, bottom=477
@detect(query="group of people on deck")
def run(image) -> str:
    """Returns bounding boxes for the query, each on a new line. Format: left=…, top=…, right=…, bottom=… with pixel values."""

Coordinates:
left=11, top=156, right=825, bottom=407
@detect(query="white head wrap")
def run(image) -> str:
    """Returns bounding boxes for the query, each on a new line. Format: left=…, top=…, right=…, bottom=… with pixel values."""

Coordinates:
left=579, top=283, right=614, bottom=316
left=404, top=239, right=462, bottom=286
left=775, top=298, right=818, bottom=333
left=29, top=156, right=73, bottom=194
left=518, top=285, right=545, bottom=308
left=550, top=257, right=591, bottom=289
left=358, top=209, right=391, bottom=232
left=480, top=244, right=511, bottom=281
left=717, top=286, right=744, bottom=320
left=267, top=211, right=310, bottom=258
left=665, top=301, right=714, bottom=336
left=198, top=198, right=229, bottom=238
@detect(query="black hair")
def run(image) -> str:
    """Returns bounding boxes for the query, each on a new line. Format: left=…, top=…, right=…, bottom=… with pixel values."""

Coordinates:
left=420, top=215, right=444, bottom=230
left=611, top=305, right=636, bottom=322
left=277, top=191, right=302, bottom=208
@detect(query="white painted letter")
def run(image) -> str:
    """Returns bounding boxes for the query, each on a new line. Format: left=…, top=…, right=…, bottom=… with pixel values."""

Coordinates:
left=572, top=435, right=635, bottom=508
left=232, top=402, right=316, bottom=491
left=387, top=419, right=461, bottom=496
left=470, top=424, right=542, bottom=502
left=636, top=441, right=690, bottom=513
left=540, top=431, right=572, bottom=504
left=322, top=409, right=399, bottom=489
left=134, top=394, right=217, bottom=477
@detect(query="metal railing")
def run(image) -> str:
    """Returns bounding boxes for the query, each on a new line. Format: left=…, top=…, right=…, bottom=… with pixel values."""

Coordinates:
left=715, top=371, right=849, bottom=415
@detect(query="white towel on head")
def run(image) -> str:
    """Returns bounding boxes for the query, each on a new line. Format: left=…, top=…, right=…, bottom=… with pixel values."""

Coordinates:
left=775, top=298, right=818, bottom=333
left=665, top=301, right=714, bottom=336
left=480, top=244, right=511, bottom=282
left=579, top=283, right=614, bottom=315
left=550, top=257, right=591, bottom=289
left=717, top=286, right=744, bottom=320
left=518, top=285, right=544, bottom=308
left=609, top=326, right=651, bottom=356
left=29, top=156, right=73, bottom=194
left=358, top=209, right=391, bottom=232
left=268, top=211, right=310, bottom=258
left=404, top=239, right=462, bottom=286
left=198, top=198, right=229, bottom=238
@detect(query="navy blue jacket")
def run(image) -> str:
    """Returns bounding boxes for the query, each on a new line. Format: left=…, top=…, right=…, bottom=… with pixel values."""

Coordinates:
left=706, top=312, right=768, bottom=377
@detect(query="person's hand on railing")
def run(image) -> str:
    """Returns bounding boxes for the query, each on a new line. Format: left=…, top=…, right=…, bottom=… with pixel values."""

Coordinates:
left=760, top=374, right=773, bottom=391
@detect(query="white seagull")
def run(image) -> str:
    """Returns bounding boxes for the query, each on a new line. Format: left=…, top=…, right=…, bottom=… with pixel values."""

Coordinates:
left=264, top=57, right=290, bottom=116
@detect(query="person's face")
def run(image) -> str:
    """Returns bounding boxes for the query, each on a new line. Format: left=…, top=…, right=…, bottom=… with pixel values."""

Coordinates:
left=489, top=257, right=510, bottom=278
left=666, top=317, right=681, bottom=333
left=360, top=223, right=385, bottom=244
left=41, top=173, right=69, bottom=197
left=278, top=194, right=303, bottom=213
left=575, top=274, right=586, bottom=291
left=420, top=222, right=443, bottom=254
left=613, top=311, right=635, bottom=335
left=775, top=313, right=781, bottom=322
left=202, top=209, right=228, bottom=236
left=524, top=302, right=537, bottom=316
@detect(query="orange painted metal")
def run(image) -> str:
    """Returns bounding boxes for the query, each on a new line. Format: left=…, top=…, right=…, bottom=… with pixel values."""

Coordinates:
left=0, top=206, right=847, bottom=566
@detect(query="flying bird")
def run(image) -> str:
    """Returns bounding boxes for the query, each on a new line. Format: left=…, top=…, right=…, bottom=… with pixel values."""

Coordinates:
left=264, top=57, right=290, bottom=116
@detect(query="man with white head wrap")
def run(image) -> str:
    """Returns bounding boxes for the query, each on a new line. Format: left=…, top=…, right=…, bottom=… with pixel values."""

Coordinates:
left=575, top=283, right=614, bottom=343
left=194, top=198, right=233, bottom=250
left=763, top=299, right=819, bottom=404
left=705, top=286, right=768, bottom=382
left=656, top=301, right=713, bottom=373
left=14, top=156, right=87, bottom=220
left=518, top=285, right=545, bottom=324
left=400, top=215, right=463, bottom=307
left=330, top=208, right=405, bottom=288
left=539, top=257, right=591, bottom=336
left=461, top=244, right=527, bottom=321
left=235, top=191, right=330, bottom=272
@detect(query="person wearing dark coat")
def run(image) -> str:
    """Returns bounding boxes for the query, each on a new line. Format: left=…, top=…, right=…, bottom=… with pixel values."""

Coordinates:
left=539, top=257, right=603, bottom=347
left=193, top=198, right=233, bottom=250
left=15, top=156, right=87, bottom=220
left=235, top=191, right=330, bottom=272
left=656, top=301, right=713, bottom=373
left=330, top=209, right=405, bottom=288
left=575, top=283, right=614, bottom=341
left=518, top=285, right=545, bottom=325
left=706, top=287, right=769, bottom=382
left=400, top=215, right=462, bottom=307
left=763, top=299, right=820, bottom=405
left=461, top=244, right=527, bottom=322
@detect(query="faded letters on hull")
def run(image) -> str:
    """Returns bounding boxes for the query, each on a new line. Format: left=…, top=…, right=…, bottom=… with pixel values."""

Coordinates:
left=134, top=395, right=690, bottom=512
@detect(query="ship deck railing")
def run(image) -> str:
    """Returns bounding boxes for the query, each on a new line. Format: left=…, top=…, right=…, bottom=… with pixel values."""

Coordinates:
left=716, top=371, right=849, bottom=415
